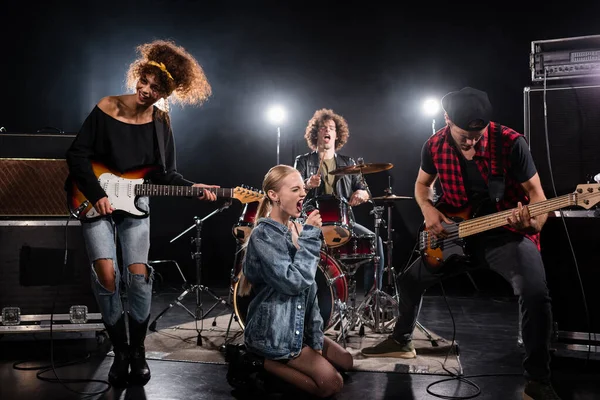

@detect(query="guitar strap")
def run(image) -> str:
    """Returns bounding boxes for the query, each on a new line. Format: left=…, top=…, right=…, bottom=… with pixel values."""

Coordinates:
left=488, top=122, right=505, bottom=203
left=153, top=106, right=167, bottom=173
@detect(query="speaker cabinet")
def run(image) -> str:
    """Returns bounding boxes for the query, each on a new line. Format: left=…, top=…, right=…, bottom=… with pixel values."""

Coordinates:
left=524, top=84, right=600, bottom=197
left=0, top=219, right=98, bottom=316
left=0, top=159, right=70, bottom=217
left=541, top=215, right=600, bottom=335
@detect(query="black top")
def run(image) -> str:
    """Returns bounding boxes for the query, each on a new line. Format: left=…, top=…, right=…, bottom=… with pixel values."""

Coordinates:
left=65, top=105, right=192, bottom=205
left=420, top=136, right=537, bottom=201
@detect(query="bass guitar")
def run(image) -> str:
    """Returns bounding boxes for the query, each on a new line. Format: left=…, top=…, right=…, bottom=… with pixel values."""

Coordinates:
left=67, top=161, right=264, bottom=221
left=419, top=183, right=600, bottom=271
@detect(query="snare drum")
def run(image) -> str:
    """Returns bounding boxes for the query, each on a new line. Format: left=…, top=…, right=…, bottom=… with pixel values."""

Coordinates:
left=330, top=233, right=375, bottom=261
left=232, top=201, right=259, bottom=243
left=312, top=195, right=351, bottom=247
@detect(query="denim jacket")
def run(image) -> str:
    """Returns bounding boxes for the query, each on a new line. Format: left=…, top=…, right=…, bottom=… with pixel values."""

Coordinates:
left=242, top=217, right=324, bottom=360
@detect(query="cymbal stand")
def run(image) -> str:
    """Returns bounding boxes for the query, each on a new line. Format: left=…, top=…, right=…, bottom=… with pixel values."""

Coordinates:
left=148, top=201, right=234, bottom=346
left=382, top=177, right=400, bottom=299
left=350, top=167, right=399, bottom=334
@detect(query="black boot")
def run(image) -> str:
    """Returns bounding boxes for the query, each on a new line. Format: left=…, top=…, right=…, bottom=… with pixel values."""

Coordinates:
left=103, top=313, right=129, bottom=387
left=128, top=314, right=151, bottom=386
left=225, top=344, right=264, bottom=391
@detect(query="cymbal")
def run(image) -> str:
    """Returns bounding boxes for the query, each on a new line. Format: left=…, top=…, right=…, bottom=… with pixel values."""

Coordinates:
left=372, top=194, right=414, bottom=201
left=329, top=163, right=393, bottom=176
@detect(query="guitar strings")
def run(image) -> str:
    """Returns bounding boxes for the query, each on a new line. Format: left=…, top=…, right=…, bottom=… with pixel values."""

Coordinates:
left=429, top=192, right=594, bottom=246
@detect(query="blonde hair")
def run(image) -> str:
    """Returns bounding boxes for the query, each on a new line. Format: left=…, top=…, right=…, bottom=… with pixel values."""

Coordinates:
left=237, top=165, right=299, bottom=296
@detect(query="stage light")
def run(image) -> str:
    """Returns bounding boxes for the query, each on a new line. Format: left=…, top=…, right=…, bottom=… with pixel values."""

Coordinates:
left=266, top=105, right=286, bottom=164
left=422, top=97, right=441, bottom=135
left=422, top=98, right=440, bottom=116
left=266, top=105, right=285, bottom=125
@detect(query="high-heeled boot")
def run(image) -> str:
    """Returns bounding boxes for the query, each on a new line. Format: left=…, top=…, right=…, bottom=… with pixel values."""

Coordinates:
left=128, top=314, right=151, bottom=385
left=225, top=344, right=264, bottom=390
left=103, top=313, right=129, bottom=387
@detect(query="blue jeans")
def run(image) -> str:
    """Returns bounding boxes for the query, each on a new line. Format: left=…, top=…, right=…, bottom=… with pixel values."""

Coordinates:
left=82, top=196, right=154, bottom=326
left=353, top=223, right=384, bottom=292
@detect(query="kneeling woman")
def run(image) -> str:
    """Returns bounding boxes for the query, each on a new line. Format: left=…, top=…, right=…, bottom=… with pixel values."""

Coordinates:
left=228, top=164, right=353, bottom=398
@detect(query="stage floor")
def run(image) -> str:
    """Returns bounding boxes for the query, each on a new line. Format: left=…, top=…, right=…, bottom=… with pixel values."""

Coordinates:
left=0, top=284, right=598, bottom=400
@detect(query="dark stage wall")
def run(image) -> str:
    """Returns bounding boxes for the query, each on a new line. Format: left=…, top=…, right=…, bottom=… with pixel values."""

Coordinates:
left=2, top=2, right=599, bottom=291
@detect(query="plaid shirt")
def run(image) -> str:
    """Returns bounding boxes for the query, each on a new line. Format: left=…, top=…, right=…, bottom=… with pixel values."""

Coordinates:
left=428, top=122, right=540, bottom=249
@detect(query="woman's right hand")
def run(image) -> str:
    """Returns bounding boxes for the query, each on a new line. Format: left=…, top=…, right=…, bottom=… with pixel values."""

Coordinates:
left=94, top=197, right=115, bottom=215
left=305, top=209, right=322, bottom=228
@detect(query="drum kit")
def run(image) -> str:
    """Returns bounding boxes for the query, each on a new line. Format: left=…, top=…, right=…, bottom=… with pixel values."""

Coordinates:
left=226, top=161, right=419, bottom=345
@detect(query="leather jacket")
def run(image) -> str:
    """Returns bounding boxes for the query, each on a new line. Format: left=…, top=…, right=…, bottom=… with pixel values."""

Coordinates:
left=293, top=151, right=367, bottom=203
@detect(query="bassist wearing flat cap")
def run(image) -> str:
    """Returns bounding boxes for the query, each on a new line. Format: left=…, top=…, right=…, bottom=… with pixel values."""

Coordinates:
left=361, top=87, right=600, bottom=400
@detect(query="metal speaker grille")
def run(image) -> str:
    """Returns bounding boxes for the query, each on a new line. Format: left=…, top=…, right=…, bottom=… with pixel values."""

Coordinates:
left=0, top=158, right=70, bottom=216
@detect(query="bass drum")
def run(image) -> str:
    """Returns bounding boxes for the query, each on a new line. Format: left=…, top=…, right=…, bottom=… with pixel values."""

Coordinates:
left=233, top=251, right=347, bottom=331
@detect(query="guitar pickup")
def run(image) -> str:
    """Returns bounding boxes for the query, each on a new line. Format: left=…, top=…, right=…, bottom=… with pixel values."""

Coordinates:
left=419, top=231, right=427, bottom=251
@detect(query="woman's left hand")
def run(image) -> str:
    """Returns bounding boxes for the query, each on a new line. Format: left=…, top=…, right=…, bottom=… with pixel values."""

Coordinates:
left=192, top=183, right=219, bottom=201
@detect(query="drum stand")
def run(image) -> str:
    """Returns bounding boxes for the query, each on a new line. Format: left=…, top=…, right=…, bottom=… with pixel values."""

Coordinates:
left=382, top=183, right=400, bottom=299
left=379, top=179, right=438, bottom=345
left=220, top=242, right=246, bottom=350
left=342, top=171, right=399, bottom=335
left=148, top=201, right=234, bottom=346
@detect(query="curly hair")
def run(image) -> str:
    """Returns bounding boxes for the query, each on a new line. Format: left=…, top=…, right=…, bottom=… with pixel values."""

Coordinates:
left=126, top=39, right=211, bottom=107
left=304, top=108, right=349, bottom=151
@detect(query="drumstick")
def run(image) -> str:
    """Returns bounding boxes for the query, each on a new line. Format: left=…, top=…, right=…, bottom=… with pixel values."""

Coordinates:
left=315, top=144, right=325, bottom=178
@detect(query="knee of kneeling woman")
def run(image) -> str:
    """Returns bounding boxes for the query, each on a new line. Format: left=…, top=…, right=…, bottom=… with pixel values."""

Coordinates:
left=317, top=371, right=344, bottom=398
left=343, top=352, right=354, bottom=371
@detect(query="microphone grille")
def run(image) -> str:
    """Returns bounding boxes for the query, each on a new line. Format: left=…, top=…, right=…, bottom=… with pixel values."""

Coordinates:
left=304, top=204, right=316, bottom=213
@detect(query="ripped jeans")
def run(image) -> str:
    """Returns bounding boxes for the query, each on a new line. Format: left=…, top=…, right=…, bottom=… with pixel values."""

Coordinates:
left=82, top=196, right=154, bottom=326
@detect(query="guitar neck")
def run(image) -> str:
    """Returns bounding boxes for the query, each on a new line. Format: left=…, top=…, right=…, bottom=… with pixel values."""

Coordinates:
left=458, top=193, right=574, bottom=238
left=135, top=184, right=232, bottom=198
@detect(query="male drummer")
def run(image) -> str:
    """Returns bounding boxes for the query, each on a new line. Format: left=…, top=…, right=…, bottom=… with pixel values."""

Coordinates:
left=294, top=108, right=384, bottom=292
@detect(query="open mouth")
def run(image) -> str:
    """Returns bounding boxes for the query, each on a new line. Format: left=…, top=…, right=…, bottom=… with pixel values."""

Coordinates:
left=296, top=200, right=303, bottom=213
left=323, top=134, right=331, bottom=141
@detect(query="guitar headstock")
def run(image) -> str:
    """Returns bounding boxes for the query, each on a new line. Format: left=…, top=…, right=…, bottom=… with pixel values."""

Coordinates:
left=233, top=185, right=265, bottom=204
left=574, top=184, right=600, bottom=209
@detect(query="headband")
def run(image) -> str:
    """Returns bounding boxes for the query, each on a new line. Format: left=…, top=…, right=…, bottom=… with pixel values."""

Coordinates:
left=147, top=61, right=174, bottom=81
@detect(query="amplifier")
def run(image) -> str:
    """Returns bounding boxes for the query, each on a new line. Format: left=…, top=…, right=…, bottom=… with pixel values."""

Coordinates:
left=0, top=158, right=71, bottom=217
left=0, top=133, right=76, bottom=158
left=530, top=34, right=600, bottom=83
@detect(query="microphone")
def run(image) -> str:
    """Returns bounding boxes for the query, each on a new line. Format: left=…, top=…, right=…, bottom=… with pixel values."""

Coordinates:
left=300, top=204, right=324, bottom=239
left=300, top=204, right=316, bottom=222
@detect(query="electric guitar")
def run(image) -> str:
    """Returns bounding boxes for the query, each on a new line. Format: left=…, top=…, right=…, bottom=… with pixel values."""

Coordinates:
left=419, top=183, right=600, bottom=271
left=67, top=161, right=264, bottom=221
